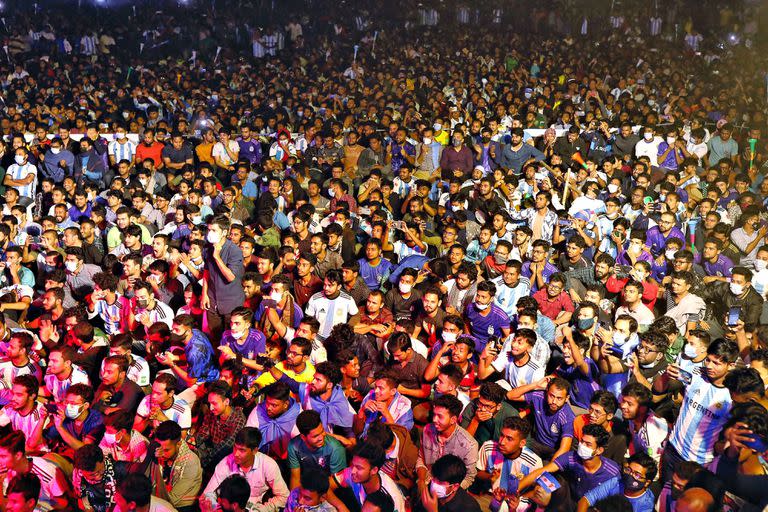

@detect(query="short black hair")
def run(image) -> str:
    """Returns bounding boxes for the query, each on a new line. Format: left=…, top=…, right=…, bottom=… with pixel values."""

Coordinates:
left=431, top=454, right=466, bottom=485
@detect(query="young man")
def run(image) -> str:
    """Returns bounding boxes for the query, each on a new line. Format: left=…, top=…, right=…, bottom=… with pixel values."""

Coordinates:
left=655, top=338, right=738, bottom=481
left=476, top=417, right=543, bottom=510
left=285, top=468, right=337, bottom=512
left=354, top=373, right=414, bottom=435
left=305, top=269, right=359, bottom=341
left=201, top=427, right=289, bottom=512
left=245, top=382, right=301, bottom=461
left=416, top=455, right=482, bottom=512
left=192, top=380, right=247, bottom=470
left=0, top=375, right=47, bottom=453
left=288, top=410, right=347, bottom=489
left=134, top=373, right=192, bottom=435
left=327, top=442, right=406, bottom=512
left=576, top=453, right=657, bottom=512
left=518, top=423, right=620, bottom=498
left=618, top=383, right=668, bottom=466
left=99, top=410, right=150, bottom=463
left=520, top=377, right=575, bottom=461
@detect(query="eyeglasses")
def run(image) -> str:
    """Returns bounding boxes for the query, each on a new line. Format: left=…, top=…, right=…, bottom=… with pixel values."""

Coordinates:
left=588, top=407, right=606, bottom=417
left=636, top=345, right=658, bottom=354
left=623, top=467, right=646, bottom=481
left=476, top=400, right=497, bottom=411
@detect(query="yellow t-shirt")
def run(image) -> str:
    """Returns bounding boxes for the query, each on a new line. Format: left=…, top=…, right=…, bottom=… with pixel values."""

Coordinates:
left=254, top=361, right=315, bottom=389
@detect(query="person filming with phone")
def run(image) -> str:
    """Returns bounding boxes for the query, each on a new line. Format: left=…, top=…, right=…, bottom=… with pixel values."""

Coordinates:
left=698, top=266, right=763, bottom=339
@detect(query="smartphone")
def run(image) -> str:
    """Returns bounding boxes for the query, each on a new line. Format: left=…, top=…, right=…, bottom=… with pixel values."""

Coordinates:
left=44, top=402, right=59, bottom=414
left=677, top=368, right=693, bottom=386
left=727, top=306, right=741, bottom=327
left=743, top=435, right=768, bottom=453
left=607, top=343, right=624, bottom=357
left=536, top=472, right=561, bottom=493
left=558, top=219, right=571, bottom=227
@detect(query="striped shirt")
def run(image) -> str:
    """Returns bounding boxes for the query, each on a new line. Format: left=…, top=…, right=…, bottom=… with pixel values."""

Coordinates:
left=100, top=354, right=151, bottom=388
left=627, top=410, right=668, bottom=466
left=80, top=35, right=97, bottom=55
left=668, top=372, right=732, bottom=464
left=136, top=395, right=192, bottom=429
left=108, top=139, right=137, bottom=162
left=478, top=441, right=542, bottom=507
left=44, top=364, right=90, bottom=403
left=7, top=162, right=37, bottom=198
left=0, top=402, right=47, bottom=443
left=0, top=359, right=42, bottom=390
left=491, top=276, right=530, bottom=317
left=13, top=457, right=68, bottom=512
left=305, top=290, right=359, bottom=340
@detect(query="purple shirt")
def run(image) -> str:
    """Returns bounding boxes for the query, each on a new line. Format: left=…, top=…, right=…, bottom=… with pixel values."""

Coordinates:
left=657, top=141, right=683, bottom=170
left=526, top=391, right=575, bottom=449
left=694, top=253, right=733, bottom=278
left=521, top=261, right=559, bottom=292
left=556, top=358, right=601, bottom=410
left=390, top=142, right=416, bottom=176
left=553, top=452, right=621, bottom=497
left=464, top=303, right=511, bottom=353
left=616, top=248, right=655, bottom=267
left=237, top=137, right=262, bottom=165
left=645, top=225, right=685, bottom=257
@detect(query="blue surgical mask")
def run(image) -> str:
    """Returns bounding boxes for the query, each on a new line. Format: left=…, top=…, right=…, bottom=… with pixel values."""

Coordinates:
left=577, top=317, right=595, bottom=330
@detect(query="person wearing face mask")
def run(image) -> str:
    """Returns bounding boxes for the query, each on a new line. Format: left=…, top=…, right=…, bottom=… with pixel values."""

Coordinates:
left=41, top=138, right=75, bottom=184
left=519, top=423, right=619, bottom=498
left=699, top=266, right=763, bottom=339
left=577, top=453, right=657, bottom=512
left=46, top=384, right=105, bottom=456
left=439, top=130, right=474, bottom=178
left=626, top=331, right=669, bottom=390
left=108, top=125, right=136, bottom=168
left=99, top=410, right=150, bottom=463
left=634, top=127, right=661, bottom=167
left=415, top=127, right=444, bottom=179
left=657, top=129, right=685, bottom=171
left=465, top=281, right=511, bottom=353
left=4, top=147, right=38, bottom=207
left=417, top=454, right=481, bottom=512
left=750, top=245, right=768, bottom=295
left=157, top=314, right=219, bottom=390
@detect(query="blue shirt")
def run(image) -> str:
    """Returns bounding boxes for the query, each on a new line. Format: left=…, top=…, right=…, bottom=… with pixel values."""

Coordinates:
left=521, top=261, right=558, bottom=292
left=464, top=303, right=511, bottom=353
left=184, top=329, right=220, bottom=383
left=556, top=358, right=601, bottom=410
left=526, top=391, right=575, bottom=449
left=645, top=225, right=685, bottom=258
left=237, top=137, right=262, bottom=165
left=584, top=477, right=655, bottom=512
left=694, top=253, right=733, bottom=278
left=554, top=452, right=620, bottom=497
left=357, top=258, right=394, bottom=290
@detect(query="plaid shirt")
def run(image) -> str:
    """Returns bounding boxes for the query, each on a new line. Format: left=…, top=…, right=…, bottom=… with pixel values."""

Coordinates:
left=194, top=407, right=247, bottom=466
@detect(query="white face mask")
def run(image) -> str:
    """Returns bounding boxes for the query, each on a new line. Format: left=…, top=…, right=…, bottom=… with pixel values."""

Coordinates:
left=730, top=283, right=744, bottom=296
left=206, top=231, right=221, bottom=245
left=665, top=249, right=677, bottom=260
left=667, top=136, right=676, bottom=145
left=683, top=344, right=699, bottom=359
left=65, top=261, right=78, bottom=272
left=442, top=331, right=457, bottom=343
left=433, top=123, right=442, bottom=131
left=430, top=481, right=450, bottom=499
left=65, top=404, right=82, bottom=419
left=475, top=302, right=489, bottom=311
left=231, top=328, right=246, bottom=340
left=328, top=188, right=336, bottom=198
left=612, top=331, right=627, bottom=346
left=607, top=184, right=619, bottom=194
left=577, top=443, right=594, bottom=460
left=399, top=282, right=413, bottom=294
left=755, top=259, right=768, bottom=272
left=14, top=155, right=25, bottom=165
left=643, top=132, right=653, bottom=141
left=51, top=147, right=61, bottom=155
left=423, top=137, right=432, bottom=145
left=102, top=432, right=117, bottom=445
left=269, top=291, right=283, bottom=302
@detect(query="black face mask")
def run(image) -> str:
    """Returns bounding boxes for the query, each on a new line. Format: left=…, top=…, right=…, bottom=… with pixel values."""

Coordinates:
left=482, top=136, right=491, bottom=143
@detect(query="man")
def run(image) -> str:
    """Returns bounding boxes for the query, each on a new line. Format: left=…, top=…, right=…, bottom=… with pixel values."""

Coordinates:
left=708, top=123, right=738, bottom=166
left=4, top=147, right=37, bottom=205
left=134, top=373, right=192, bottom=434
left=618, top=383, right=667, bottom=466
left=416, top=395, right=478, bottom=490
left=354, top=373, right=414, bottom=435
left=518, top=423, right=620, bottom=498
left=92, top=355, right=144, bottom=415
left=496, top=127, right=545, bottom=173
left=533, top=273, right=575, bottom=326
left=157, top=314, right=219, bottom=388
left=113, top=473, right=176, bottom=512
left=354, top=290, right=395, bottom=340
left=253, top=337, right=316, bottom=389
left=41, top=137, right=75, bottom=184
left=327, top=442, right=406, bottom=512
left=191, top=380, right=246, bottom=470
left=699, top=266, right=763, bottom=337
left=0, top=332, right=42, bottom=396
left=460, top=382, right=518, bottom=446
left=0, top=375, right=47, bottom=453
left=694, top=238, right=733, bottom=281
left=128, top=281, right=174, bottom=334
left=491, top=261, right=530, bottom=318
left=615, top=281, right=655, bottom=328
left=151, top=421, right=202, bottom=512
left=479, top=328, right=545, bottom=391
left=0, top=431, right=73, bottom=511
left=201, top=427, right=289, bottom=512
left=63, top=246, right=100, bottom=298
left=45, top=383, right=105, bottom=455
left=465, top=281, right=511, bottom=354
left=476, top=417, right=542, bottom=510
left=384, top=268, right=423, bottom=321
left=99, top=410, right=150, bottom=463
left=305, top=269, right=359, bottom=341
left=3, top=473, right=43, bottom=512
left=276, top=361, right=355, bottom=435
left=358, top=239, right=394, bottom=291
left=311, top=232, right=343, bottom=280
left=288, top=410, right=347, bottom=488
left=508, top=191, right=558, bottom=244
left=285, top=468, right=337, bottom=512
left=294, top=254, right=324, bottom=308
left=89, top=272, right=132, bottom=335
left=521, top=240, right=558, bottom=292
left=41, top=345, right=91, bottom=404
left=245, top=382, right=301, bottom=460
left=416, top=455, right=482, bottom=512
left=386, top=333, right=431, bottom=405
left=646, top=212, right=684, bottom=258
left=655, top=338, right=737, bottom=481
left=521, top=377, right=575, bottom=461
left=202, top=215, right=246, bottom=342
left=577, top=453, right=657, bottom=512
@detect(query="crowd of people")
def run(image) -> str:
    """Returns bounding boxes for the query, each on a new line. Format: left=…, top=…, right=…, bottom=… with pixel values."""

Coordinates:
left=0, top=0, right=767, bottom=512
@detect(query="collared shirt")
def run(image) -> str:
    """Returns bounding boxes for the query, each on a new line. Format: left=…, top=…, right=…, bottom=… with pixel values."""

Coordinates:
left=416, top=423, right=478, bottom=489
left=202, top=452, right=289, bottom=511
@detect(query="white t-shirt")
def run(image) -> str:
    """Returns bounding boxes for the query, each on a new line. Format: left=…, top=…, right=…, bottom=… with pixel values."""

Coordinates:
left=136, top=395, right=192, bottom=429
left=212, top=140, right=240, bottom=166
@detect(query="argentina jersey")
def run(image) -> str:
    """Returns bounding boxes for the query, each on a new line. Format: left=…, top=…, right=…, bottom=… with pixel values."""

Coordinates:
left=478, top=440, right=542, bottom=504
left=492, top=276, right=530, bottom=317
left=669, top=371, right=732, bottom=464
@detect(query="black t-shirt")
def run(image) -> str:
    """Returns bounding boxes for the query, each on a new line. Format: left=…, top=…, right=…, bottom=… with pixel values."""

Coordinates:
left=413, top=488, right=482, bottom=512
